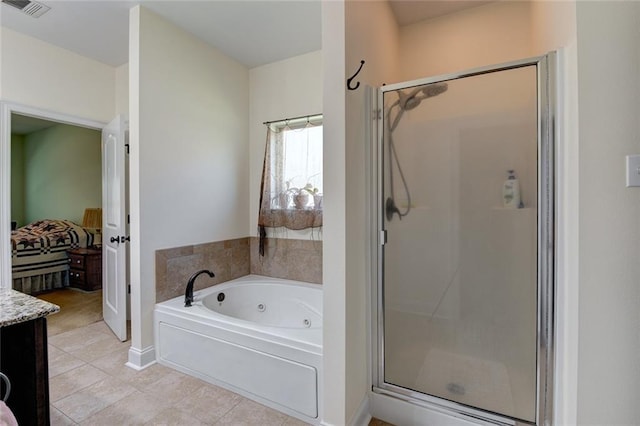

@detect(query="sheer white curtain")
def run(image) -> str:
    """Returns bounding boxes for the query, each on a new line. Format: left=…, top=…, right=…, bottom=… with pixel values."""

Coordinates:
left=257, top=121, right=322, bottom=254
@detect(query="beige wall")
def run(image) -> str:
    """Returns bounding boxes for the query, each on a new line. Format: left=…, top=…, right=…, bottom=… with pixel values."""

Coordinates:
left=344, top=1, right=400, bottom=423
left=0, top=27, right=116, bottom=123
left=575, top=2, right=640, bottom=423
left=115, top=63, right=129, bottom=116
left=322, top=1, right=348, bottom=423
left=248, top=51, right=323, bottom=240
left=530, top=0, right=576, bottom=57
left=322, top=0, right=400, bottom=423
left=129, top=6, right=250, bottom=360
left=398, top=1, right=532, bottom=81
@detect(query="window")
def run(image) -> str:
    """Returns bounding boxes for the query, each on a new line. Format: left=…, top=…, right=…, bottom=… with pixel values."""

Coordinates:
left=273, top=121, right=323, bottom=210
left=257, top=115, right=323, bottom=253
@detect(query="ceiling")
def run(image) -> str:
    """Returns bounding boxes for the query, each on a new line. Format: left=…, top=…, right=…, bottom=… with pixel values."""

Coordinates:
left=389, top=0, right=493, bottom=26
left=0, top=0, right=492, bottom=69
left=0, top=0, right=322, bottom=68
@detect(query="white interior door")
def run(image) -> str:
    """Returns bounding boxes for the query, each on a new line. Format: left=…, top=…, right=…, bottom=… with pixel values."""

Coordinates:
left=102, top=115, right=128, bottom=341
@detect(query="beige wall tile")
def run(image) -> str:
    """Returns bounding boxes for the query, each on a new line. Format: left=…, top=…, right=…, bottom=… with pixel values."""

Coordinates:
left=250, top=237, right=322, bottom=284
left=155, top=238, right=251, bottom=303
left=156, top=236, right=322, bottom=303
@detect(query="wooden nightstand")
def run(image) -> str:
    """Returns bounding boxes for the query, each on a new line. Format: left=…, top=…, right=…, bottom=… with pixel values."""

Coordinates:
left=67, top=248, right=102, bottom=291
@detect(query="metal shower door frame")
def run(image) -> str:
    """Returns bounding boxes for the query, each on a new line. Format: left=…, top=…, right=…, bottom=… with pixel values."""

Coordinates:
left=370, top=53, right=557, bottom=426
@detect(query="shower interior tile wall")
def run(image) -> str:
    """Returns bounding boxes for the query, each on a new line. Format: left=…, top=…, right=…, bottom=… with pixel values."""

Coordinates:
left=156, top=237, right=322, bottom=303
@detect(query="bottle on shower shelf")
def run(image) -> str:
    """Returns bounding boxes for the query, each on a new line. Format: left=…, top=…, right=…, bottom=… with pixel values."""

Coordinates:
left=502, top=169, right=522, bottom=209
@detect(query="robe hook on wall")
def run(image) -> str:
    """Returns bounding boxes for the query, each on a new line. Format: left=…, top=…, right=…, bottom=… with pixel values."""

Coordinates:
left=347, top=60, right=365, bottom=91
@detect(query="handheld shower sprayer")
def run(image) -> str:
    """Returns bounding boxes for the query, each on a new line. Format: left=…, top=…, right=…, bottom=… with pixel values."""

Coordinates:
left=386, top=82, right=448, bottom=221
left=397, top=82, right=449, bottom=112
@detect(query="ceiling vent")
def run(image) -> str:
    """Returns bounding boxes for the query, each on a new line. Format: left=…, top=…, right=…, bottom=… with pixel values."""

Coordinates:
left=2, top=0, right=50, bottom=18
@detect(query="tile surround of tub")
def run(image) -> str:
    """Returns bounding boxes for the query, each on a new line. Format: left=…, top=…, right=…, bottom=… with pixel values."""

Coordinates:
left=155, top=238, right=250, bottom=303
left=249, top=237, right=322, bottom=284
left=156, top=237, right=323, bottom=303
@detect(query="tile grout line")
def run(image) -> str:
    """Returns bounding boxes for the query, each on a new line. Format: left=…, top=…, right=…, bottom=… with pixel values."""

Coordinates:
left=209, top=393, right=245, bottom=425
left=45, top=288, right=309, bottom=425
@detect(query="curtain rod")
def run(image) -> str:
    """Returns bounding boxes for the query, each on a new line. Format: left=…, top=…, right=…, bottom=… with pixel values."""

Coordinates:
left=263, top=113, right=322, bottom=126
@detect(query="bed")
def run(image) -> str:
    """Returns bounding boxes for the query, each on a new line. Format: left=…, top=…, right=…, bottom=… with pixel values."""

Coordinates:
left=11, top=219, right=95, bottom=294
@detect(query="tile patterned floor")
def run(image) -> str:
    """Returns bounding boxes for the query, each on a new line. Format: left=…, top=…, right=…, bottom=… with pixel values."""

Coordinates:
left=46, top=312, right=310, bottom=425
left=43, top=290, right=393, bottom=426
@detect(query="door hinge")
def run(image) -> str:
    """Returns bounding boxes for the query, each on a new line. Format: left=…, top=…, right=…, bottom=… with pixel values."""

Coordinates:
left=127, top=284, right=131, bottom=294
left=127, top=214, right=130, bottom=224
left=125, top=143, right=130, bottom=154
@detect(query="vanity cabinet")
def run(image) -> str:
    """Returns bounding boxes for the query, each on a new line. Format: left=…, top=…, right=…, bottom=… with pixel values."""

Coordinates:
left=1, top=318, right=50, bottom=425
left=0, top=290, right=59, bottom=426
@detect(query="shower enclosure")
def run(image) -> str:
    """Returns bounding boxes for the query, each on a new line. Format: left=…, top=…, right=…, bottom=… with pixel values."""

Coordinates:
left=372, top=55, right=555, bottom=425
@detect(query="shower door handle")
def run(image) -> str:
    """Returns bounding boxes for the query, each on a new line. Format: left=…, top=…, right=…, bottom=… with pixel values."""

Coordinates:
left=380, top=230, right=388, bottom=245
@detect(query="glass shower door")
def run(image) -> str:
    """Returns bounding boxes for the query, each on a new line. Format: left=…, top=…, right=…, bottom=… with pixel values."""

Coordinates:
left=379, top=63, right=545, bottom=424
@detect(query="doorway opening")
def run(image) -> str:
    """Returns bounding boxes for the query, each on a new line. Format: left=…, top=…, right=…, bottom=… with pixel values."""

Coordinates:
left=1, top=102, right=129, bottom=341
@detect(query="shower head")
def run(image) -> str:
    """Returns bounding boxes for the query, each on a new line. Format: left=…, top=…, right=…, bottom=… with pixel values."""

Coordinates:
left=397, top=87, right=423, bottom=111
left=397, top=82, right=448, bottom=111
left=423, top=82, right=448, bottom=98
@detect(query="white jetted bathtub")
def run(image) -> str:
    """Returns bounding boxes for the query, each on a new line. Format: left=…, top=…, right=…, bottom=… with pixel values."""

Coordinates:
left=154, top=275, right=323, bottom=424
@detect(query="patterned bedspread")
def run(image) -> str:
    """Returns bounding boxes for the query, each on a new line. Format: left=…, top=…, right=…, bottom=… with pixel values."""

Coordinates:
left=11, top=219, right=94, bottom=279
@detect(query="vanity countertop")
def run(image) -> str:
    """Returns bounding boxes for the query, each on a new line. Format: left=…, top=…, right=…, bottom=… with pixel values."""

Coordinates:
left=0, top=289, right=59, bottom=327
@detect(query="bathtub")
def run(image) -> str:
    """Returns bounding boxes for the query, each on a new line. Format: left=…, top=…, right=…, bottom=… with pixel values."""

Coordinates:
left=154, top=275, right=323, bottom=424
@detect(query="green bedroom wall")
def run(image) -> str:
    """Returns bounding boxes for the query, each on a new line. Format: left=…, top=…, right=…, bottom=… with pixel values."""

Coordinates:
left=23, top=124, right=101, bottom=225
left=10, top=134, right=25, bottom=227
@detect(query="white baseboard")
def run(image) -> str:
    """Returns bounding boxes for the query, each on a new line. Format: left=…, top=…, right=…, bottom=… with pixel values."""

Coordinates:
left=319, top=396, right=371, bottom=426
left=126, top=345, right=156, bottom=370
left=349, top=396, right=371, bottom=426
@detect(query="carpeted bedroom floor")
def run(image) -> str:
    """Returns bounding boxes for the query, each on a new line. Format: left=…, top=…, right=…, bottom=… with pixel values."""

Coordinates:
left=37, top=288, right=103, bottom=336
